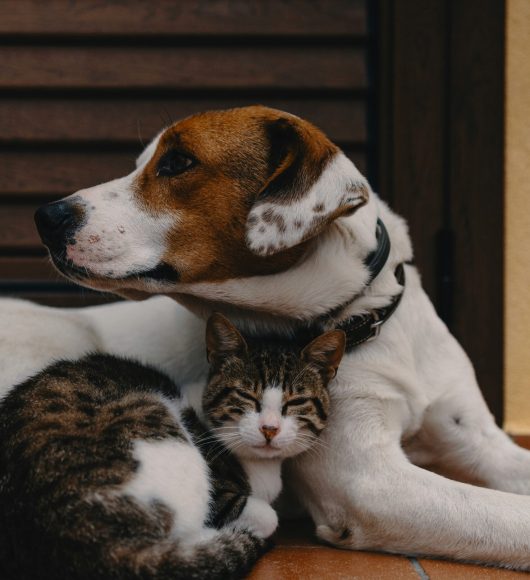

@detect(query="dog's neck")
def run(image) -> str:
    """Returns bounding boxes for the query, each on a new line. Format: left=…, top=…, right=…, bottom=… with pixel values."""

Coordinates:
left=170, top=194, right=412, bottom=337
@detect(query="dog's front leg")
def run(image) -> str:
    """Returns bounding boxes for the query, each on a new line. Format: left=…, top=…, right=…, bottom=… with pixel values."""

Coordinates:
left=288, top=393, right=530, bottom=570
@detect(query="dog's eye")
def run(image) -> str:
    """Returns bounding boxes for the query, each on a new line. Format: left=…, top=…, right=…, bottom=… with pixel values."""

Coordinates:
left=156, top=150, right=195, bottom=177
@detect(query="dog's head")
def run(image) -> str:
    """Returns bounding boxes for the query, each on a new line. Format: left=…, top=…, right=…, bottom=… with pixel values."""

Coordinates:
left=35, top=106, right=370, bottom=295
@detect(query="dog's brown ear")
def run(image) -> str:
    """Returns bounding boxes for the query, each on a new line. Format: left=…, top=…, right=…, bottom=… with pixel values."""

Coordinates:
left=246, top=117, right=370, bottom=256
left=301, top=329, right=346, bottom=382
left=206, top=312, right=248, bottom=363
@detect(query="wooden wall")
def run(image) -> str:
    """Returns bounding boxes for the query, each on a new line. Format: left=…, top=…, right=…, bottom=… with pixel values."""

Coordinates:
left=377, top=0, right=505, bottom=421
left=0, top=0, right=370, bottom=306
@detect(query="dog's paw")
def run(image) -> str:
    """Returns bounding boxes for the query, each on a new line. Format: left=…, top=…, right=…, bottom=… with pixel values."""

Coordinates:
left=234, top=497, right=279, bottom=539
left=316, top=524, right=353, bottom=547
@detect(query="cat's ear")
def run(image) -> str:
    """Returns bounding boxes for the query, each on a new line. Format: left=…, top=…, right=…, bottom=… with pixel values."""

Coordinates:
left=206, top=313, right=248, bottom=363
left=301, top=330, right=346, bottom=382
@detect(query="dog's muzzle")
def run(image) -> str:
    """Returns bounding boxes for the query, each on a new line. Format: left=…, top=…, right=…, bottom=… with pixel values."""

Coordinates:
left=34, top=200, right=84, bottom=252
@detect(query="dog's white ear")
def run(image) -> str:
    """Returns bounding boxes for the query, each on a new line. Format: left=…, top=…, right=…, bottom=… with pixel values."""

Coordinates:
left=246, top=118, right=370, bottom=256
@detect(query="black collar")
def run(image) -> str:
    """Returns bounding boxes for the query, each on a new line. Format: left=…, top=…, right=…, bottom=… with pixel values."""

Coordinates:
left=335, top=262, right=405, bottom=351
left=364, top=218, right=391, bottom=285
left=244, top=218, right=406, bottom=353
left=330, top=217, right=405, bottom=351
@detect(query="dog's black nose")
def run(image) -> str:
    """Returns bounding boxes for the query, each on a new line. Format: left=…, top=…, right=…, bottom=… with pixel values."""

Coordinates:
left=34, top=201, right=80, bottom=248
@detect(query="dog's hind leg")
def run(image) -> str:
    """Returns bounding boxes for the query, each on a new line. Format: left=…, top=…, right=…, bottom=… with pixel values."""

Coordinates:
left=289, top=394, right=530, bottom=570
left=405, top=389, right=530, bottom=495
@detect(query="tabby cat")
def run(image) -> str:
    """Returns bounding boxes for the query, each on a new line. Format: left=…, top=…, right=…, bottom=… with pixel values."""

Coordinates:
left=0, top=313, right=345, bottom=580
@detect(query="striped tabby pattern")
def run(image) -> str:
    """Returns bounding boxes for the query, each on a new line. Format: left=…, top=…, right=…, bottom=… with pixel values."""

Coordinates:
left=0, top=316, right=344, bottom=580
left=204, top=341, right=330, bottom=438
left=0, top=355, right=265, bottom=580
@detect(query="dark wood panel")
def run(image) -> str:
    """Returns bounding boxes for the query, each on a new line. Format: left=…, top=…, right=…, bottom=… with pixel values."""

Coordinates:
left=0, top=0, right=366, bottom=37
left=0, top=257, right=59, bottom=281
left=0, top=98, right=367, bottom=145
left=0, top=46, right=366, bottom=90
left=0, top=151, right=137, bottom=196
left=448, top=0, right=505, bottom=418
left=381, top=0, right=446, bottom=304
left=0, top=204, right=43, bottom=250
left=377, top=0, right=505, bottom=422
left=0, top=290, right=119, bottom=308
left=0, top=149, right=366, bottom=196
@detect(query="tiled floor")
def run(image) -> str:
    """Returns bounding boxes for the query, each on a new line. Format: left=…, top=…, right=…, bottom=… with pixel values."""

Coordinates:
left=247, top=436, right=530, bottom=579
left=247, top=519, right=529, bottom=579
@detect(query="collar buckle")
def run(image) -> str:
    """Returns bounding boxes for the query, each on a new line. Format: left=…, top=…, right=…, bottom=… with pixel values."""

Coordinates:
left=367, top=310, right=385, bottom=342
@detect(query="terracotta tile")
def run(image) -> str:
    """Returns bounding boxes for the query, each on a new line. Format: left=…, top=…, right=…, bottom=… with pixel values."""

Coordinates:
left=513, top=435, right=530, bottom=450
left=248, top=547, right=418, bottom=580
left=419, top=558, right=529, bottom=579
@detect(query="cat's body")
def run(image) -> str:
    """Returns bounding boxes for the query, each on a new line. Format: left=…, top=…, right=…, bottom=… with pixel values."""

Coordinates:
left=0, top=354, right=263, bottom=580
left=0, top=315, right=345, bottom=580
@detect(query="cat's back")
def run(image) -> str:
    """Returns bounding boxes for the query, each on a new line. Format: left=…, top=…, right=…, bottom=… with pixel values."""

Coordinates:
left=0, top=354, right=183, bottom=496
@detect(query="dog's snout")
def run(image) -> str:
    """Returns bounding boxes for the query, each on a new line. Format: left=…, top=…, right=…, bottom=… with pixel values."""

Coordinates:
left=34, top=201, right=82, bottom=248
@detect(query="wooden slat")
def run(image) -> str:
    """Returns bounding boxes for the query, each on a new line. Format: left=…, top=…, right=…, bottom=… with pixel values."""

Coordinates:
left=0, top=0, right=366, bottom=37
left=0, top=204, right=43, bottom=250
left=0, top=257, right=59, bottom=281
left=0, top=290, right=119, bottom=308
left=0, top=46, right=366, bottom=91
left=0, top=151, right=137, bottom=196
left=0, top=98, right=367, bottom=145
left=0, top=149, right=366, bottom=197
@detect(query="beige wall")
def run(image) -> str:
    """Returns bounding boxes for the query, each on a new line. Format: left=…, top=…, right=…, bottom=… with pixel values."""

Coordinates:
left=504, top=0, right=530, bottom=433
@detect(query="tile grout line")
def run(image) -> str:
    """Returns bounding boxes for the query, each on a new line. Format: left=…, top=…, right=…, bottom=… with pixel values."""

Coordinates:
left=408, top=557, right=430, bottom=580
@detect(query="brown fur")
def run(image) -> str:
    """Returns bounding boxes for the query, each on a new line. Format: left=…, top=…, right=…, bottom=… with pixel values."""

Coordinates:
left=132, top=106, right=338, bottom=282
left=204, top=314, right=345, bottom=437
left=0, top=318, right=344, bottom=580
left=0, top=355, right=264, bottom=580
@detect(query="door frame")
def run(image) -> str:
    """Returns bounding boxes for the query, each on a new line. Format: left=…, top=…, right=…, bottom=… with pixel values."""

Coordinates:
left=373, top=0, right=505, bottom=421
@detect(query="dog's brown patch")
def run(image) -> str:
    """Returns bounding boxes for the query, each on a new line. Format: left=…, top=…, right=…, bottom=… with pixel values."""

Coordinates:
left=132, top=106, right=338, bottom=283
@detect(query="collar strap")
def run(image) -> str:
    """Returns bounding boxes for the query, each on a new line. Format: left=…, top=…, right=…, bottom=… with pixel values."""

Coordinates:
left=243, top=218, right=406, bottom=353
left=364, top=218, right=391, bottom=285
left=336, top=263, right=405, bottom=351
left=298, top=217, right=405, bottom=352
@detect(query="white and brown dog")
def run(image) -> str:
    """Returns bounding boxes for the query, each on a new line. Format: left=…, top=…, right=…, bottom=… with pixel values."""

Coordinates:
left=2, top=106, right=530, bottom=569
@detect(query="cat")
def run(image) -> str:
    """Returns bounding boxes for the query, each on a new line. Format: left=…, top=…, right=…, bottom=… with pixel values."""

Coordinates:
left=0, top=313, right=345, bottom=580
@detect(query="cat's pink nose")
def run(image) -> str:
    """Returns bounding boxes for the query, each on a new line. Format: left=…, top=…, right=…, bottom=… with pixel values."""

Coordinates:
left=260, top=424, right=279, bottom=442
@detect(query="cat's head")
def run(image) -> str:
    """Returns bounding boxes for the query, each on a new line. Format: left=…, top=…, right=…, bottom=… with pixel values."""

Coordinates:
left=203, top=313, right=345, bottom=460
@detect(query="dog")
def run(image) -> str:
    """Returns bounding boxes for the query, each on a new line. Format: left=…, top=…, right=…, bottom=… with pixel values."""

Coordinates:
left=2, top=106, right=530, bottom=569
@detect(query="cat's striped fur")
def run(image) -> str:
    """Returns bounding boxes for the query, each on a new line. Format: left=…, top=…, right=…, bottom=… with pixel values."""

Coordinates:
left=205, top=338, right=331, bottom=440
left=0, top=315, right=345, bottom=580
left=0, top=355, right=264, bottom=580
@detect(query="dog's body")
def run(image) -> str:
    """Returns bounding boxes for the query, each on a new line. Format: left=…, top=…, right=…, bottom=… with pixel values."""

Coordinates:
left=3, top=106, right=530, bottom=569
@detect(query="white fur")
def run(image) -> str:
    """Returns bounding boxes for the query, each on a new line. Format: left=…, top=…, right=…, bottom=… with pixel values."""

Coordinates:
left=64, top=172, right=175, bottom=281
left=215, top=386, right=302, bottom=461
left=0, top=298, right=102, bottom=396
left=235, top=496, right=278, bottom=538
left=123, top=438, right=211, bottom=541
left=246, top=152, right=369, bottom=256
left=5, top=137, right=530, bottom=569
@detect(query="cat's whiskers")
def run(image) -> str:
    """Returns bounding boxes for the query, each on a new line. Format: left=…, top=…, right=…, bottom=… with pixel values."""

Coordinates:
left=294, top=434, right=330, bottom=458
left=197, top=433, right=239, bottom=451
left=207, top=440, right=242, bottom=464
left=196, top=431, right=235, bottom=444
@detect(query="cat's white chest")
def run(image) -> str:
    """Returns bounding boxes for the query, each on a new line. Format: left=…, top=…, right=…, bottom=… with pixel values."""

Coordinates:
left=243, top=459, right=282, bottom=504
